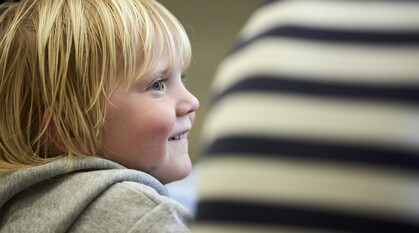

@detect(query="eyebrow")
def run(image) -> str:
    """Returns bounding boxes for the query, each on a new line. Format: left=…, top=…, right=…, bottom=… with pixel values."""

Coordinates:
left=147, top=65, right=171, bottom=77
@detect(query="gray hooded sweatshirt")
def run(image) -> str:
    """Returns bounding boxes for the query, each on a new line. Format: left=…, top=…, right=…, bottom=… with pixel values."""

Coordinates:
left=0, top=157, right=192, bottom=232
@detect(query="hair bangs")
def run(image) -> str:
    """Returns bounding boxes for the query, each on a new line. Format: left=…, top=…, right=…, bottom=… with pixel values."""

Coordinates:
left=117, top=0, right=192, bottom=87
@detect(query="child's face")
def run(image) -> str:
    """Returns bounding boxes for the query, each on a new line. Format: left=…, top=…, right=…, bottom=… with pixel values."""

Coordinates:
left=100, top=47, right=199, bottom=184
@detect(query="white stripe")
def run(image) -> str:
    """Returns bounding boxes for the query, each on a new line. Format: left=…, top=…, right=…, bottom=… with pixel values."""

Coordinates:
left=199, top=156, right=419, bottom=222
left=212, top=38, right=419, bottom=95
left=240, top=0, right=419, bottom=40
left=202, top=93, right=419, bottom=152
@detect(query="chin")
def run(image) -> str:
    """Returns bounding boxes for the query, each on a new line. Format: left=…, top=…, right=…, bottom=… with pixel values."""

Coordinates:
left=164, top=159, right=192, bottom=184
left=179, top=162, right=192, bottom=180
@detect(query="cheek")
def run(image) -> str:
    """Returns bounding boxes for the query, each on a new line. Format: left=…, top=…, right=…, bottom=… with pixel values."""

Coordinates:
left=142, top=115, right=174, bottom=142
left=100, top=109, right=175, bottom=170
left=124, top=112, right=175, bottom=170
left=108, top=97, right=174, bottom=140
left=128, top=107, right=176, bottom=150
left=101, top=89, right=177, bottom=169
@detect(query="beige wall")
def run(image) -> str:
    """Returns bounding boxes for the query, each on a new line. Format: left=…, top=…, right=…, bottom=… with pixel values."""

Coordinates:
left=158, top=0, right=263, bottom=161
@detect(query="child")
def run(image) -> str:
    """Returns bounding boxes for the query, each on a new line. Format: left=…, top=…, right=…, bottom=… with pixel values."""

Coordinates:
left=0, top=0, right=198, bottom=232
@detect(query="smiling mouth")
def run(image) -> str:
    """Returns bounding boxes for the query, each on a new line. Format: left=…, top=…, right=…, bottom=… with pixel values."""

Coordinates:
left=168, top=133, right=186, bottom=141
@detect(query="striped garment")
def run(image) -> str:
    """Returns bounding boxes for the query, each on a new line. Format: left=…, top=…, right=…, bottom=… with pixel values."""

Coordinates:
left=192, top=0, right=419, bottom=232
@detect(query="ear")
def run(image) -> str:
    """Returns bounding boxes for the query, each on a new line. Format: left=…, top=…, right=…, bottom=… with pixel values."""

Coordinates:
left=42, top=108, right=68, bottom=153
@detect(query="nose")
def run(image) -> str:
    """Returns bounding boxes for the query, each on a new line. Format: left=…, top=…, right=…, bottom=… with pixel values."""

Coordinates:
left=176, top=88, right=199, bottom=118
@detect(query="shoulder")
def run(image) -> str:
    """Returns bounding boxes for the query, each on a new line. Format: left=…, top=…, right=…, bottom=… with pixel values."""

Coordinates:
left=68, top=180, right=192, bottom=233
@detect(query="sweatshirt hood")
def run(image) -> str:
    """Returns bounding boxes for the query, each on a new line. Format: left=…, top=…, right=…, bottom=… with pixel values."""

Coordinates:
left=0, top=157, right=168, bottom=232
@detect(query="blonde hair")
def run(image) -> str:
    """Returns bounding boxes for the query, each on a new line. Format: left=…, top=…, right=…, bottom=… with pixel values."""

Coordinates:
left=0, top=0, right=191, bottom=172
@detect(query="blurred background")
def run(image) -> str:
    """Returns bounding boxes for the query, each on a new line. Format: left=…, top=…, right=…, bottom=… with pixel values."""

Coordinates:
left=158, top=0, right=263, bottom=162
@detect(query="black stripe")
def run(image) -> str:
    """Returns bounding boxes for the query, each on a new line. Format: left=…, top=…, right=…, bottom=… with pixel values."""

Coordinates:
left=233, top=25, right=419, bottom=53
left=261, top=0, right=281, bottom=6
left=213, top=76, right=419, bottom=104
left=204, top=136, right=419, bottom=171
left=195, top=200, right=419, bottom=233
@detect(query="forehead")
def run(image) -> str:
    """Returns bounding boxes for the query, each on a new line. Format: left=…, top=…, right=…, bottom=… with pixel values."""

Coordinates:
left=138, top=40, right=185, bottom=77
left=146, top=44, right=172, bottom=76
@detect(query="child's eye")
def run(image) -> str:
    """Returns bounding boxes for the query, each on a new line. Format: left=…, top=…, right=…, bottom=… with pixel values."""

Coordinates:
left=148, top=79, right=165, bottom=91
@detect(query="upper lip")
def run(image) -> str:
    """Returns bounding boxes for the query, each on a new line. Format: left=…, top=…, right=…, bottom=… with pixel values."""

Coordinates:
left=168, top=129, right=190, bottom=141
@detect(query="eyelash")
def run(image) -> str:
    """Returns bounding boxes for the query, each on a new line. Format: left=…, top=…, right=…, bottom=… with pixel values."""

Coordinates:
left=148, top=78, right=166, bottom=91
left=147, top=73, right=187, bottom=91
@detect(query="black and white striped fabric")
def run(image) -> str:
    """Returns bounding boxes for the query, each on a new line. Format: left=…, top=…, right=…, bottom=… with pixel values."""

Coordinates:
left=192, top=0, right=419, bottom=232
